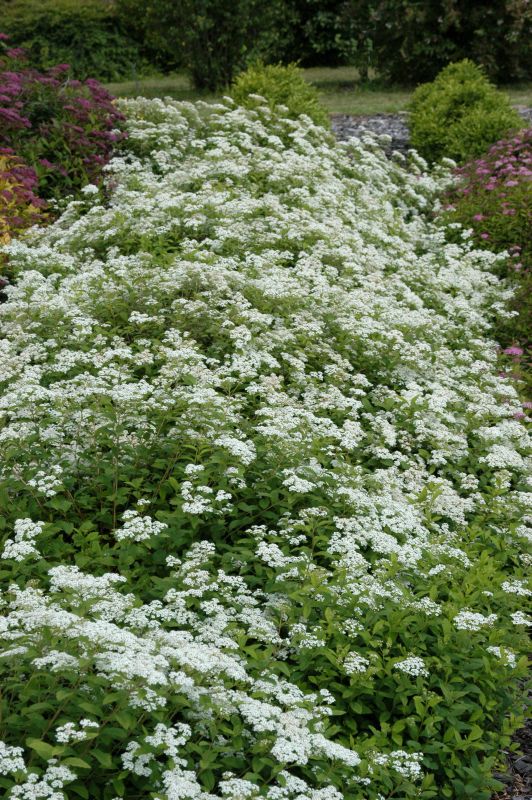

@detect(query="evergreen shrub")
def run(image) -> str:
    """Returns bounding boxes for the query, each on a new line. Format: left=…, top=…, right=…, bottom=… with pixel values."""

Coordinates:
left=409, top=60, right=523, bottom=164
left=230, top=62, right=330, bottom=128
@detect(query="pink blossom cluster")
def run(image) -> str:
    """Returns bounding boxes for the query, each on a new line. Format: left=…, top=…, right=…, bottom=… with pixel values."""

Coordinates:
left=0, top=33, right=126, bottom=200
left=447, top=127, right=532, bottom=250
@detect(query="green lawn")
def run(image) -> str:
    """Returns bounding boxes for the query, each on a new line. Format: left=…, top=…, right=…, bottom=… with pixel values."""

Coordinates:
left=105, top=67, right=532, bottom=116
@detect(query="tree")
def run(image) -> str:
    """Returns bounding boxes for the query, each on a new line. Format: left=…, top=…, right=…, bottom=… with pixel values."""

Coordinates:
left=116, top=0, right=293, bottom=90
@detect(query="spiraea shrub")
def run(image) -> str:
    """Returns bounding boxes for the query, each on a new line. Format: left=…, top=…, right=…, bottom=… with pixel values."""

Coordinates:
left=0, top=98, right=530, bottom=800
left=409, top=60, right=523, bottom=165
left=230, top=62, right=330, bottom=128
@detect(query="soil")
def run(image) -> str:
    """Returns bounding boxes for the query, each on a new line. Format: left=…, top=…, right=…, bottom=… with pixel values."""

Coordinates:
left=493, top=713, right=532, bottom=800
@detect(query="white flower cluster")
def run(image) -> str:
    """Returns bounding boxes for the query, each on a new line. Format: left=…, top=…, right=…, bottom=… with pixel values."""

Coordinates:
left=373, top=750, right=424, bottom=780
left=344, top=652, right=370, bottom=675
left=9, top=761, right=76, bottom=799
left=27, top=465, right=64, bottom=497
left=2, top=518, right=45, bottom=562
left=453, top=611, right=498, bottom=631
left=393, top=657, right=429, bottom=678
left=114, top=509, right=168, bottom=542
left=55, top=719, right=98, bottom=744
left=0, top=95, right=529, bottom=799
left=501, top=580, right=531, bottom=597
left=486, top=646, right=517, bottom=669
left=0, top=741, right=26, bottom=776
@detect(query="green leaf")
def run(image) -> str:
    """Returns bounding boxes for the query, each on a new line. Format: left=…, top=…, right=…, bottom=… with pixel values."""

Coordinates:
left=92, top=749, right=114, bottom=768
left=25, top=738, right=59, bottom=760
left=64, top=757, right=91, bottom=769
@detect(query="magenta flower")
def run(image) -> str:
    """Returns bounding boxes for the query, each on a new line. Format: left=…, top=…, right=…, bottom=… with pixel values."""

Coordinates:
left=503, top=346, right=523, bottom=356
left=0, top=44, right=126, bottom=200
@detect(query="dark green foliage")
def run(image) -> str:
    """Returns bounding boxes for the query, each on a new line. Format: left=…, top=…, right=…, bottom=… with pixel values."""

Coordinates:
left=230, top=62, right=331, bottom=128
left=273, top=1, right=532, bottom=84
left=116, top=0, right=293, bottom=90
left=111, top=0, right=531, bottom=87
left=355, top=0, right=530, bottom=84
left=0, top=0, right=145, bottom=81
left=288, top=0, right=365, bottom=68
left=114, top=0, right=185, bottom=73
left=409, top=60, right=523, bottom=164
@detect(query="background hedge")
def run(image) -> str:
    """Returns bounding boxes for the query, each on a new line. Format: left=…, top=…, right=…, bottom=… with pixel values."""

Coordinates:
left=0, top=0, right=145, bottom=81
left=1, top=0, right=531, bottom=90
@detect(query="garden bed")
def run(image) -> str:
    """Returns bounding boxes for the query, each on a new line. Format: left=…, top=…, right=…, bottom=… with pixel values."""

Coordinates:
left=0, top=97, right=530, bottom=800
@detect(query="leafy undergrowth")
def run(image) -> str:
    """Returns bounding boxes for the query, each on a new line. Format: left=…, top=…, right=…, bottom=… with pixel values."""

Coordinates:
left=0, top=99, right=530, bottom=800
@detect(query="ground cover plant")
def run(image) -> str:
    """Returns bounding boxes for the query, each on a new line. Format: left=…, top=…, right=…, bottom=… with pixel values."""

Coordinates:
left=0, top=35, right=126, bottom=201
left=409, top=60, right=523, bottom=165
left=441, top=127, right=532, bottom=402
left=0, top=97, right=530, bottom=800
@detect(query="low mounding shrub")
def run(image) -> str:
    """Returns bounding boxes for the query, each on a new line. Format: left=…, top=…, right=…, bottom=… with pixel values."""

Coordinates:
left=0, top=0, right=144, bottom=81
left=0, top=36, right=126, bottom=200
left=409, top=60, right=523, bottom=164
left=441, top=128, right=532, bottom=400
left=231, top=62, right=330, bottom=128
left=0, top=149, right=46, bottom=244
left=0, top=97, right=529, bottom=800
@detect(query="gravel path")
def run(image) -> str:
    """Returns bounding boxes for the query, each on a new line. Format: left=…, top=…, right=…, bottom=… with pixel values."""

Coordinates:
left=493, top=714, right=532, bottom=800
left=331, top=111, right=410, bottom=154
left=331, top=106, right=532, bottom=156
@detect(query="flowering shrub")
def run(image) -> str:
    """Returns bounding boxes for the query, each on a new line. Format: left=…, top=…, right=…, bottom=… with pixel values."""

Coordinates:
left=0, top=149, right=46, bottom=245
left=409, top=60, right=523, bottom=164
left=0, top=35, right=126, bottom=200
left=441, top=128, right=532, bottom=400
left=0, top=98, right=530, bottom=800
left=230, top=62, right=330, bottom=128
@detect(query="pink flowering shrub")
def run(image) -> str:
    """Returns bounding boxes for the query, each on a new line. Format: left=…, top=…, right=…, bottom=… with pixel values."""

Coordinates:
left=0, top=34, right=126, bottom=200
left=442, top=128, right=532, bottom=401
left=0, top=148, right=46, bottom=246
left=444, top=128, right=531, bottom=264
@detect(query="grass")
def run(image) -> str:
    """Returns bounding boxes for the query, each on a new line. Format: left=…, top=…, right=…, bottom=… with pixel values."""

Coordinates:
left=106, top=67, right=532, bottom=116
